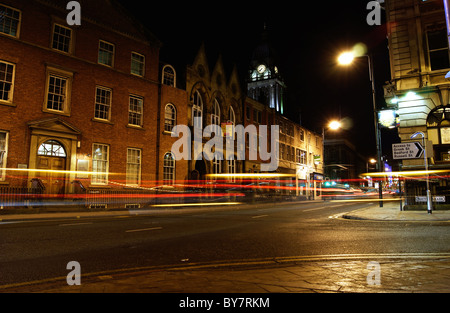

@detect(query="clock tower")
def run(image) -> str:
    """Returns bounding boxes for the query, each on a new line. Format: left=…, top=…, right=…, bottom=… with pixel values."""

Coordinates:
left=247, top=28, right=286, bottom=114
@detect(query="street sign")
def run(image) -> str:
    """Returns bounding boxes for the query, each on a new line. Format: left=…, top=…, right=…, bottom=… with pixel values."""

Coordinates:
left=415, top=196, right=445, bottom=203
left=392, top=142, right=424, bottom=160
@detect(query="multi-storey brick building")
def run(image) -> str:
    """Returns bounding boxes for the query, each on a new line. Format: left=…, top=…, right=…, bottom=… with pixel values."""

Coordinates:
left=0, top=0, right=189, bottom=198
left=0, top=0, right=324, bottom=206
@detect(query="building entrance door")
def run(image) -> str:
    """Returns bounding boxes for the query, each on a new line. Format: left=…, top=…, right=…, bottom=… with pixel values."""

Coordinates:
left=36, top=140, right=67, bottom=196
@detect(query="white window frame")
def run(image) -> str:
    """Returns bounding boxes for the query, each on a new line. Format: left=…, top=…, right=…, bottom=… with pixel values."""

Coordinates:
left=126, top=148, right=141, bottom=187
left=44, top=67, right=73, bottom=115
left=164, top=103, right=176, bottom=132
left=131, top=52, right=145, bottom=77
left=98, top=40, right=115, bottom=67
left=0, top=60, right=15, bottom=105
left=0, top=131, right=9, bottom=181
left=0, top=4, right=21, bottom=38
left=162, top=65, right=176, bottom=87
left=51, top=23, right=72, bottom=53
left=94, top=86, right=112, bottom=121
left=163, top=152, right=175, bottom=185
left=128, top=94, right=143, bottom=127
left=92, top=143, right=109, bottom=185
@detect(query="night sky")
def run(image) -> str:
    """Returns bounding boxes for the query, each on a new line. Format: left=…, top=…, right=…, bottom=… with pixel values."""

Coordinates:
left=119, top=0, right=399, bottom=160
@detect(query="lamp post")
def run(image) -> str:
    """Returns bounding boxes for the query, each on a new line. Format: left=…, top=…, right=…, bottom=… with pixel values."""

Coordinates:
left=338, top=51, right=384, bottom=207
left=323, top=120, right=342, bottom=190
left=411, top=131, right=433, bottom=214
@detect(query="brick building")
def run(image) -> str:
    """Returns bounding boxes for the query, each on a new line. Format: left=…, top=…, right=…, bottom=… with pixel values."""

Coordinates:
left=0, top=0, right=192, bottom=197
left=0, top=0, right=323, bottom=205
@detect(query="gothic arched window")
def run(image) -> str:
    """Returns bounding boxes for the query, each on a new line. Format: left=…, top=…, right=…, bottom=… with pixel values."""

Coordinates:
left=211, top=98, right=220, bottom=125
left=192, top=90, right=203, bottom=129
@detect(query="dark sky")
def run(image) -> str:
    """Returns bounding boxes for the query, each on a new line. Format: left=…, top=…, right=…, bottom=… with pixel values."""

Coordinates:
left=119, top=0, right=398, bottom=159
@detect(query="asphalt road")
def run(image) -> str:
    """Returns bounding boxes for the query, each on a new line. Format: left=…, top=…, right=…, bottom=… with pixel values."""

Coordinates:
left=1, top=201, right=449, bottom=287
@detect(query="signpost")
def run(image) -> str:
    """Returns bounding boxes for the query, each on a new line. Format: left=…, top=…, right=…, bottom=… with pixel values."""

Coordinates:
left=392, top=142, right=424, bottom=160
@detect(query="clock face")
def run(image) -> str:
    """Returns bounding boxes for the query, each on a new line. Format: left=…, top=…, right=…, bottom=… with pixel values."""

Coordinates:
left=257, top=64, right=266, bottom=74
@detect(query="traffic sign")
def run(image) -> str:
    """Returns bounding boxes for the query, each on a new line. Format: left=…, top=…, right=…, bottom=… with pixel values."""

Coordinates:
left=392, top=142, right=424, bottom=160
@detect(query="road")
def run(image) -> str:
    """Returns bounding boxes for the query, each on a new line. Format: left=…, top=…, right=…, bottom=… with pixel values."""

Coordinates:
left=0, top=200, right=449, bottom=288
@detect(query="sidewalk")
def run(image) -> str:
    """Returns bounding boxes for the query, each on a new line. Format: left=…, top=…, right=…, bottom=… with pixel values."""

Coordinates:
left=4, top=254, right=450, bottom=293
left=342, top=200, right=450, bottom=222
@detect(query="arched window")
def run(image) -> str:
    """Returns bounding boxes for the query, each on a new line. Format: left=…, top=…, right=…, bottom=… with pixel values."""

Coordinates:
left=38, top=140, right=66, bottom=157
left=162, top=65, right=176, bottom=87
left=229, top=106, right=235, bottom=125
left=211, top=98, right=220, bottom=125
left=163, top=152, right=175, bottom=184
left=164, top=103, right=176, bottom=132
left=227, top=159, right=235, bottom=182
left=192, top=90, right=203, bottom=129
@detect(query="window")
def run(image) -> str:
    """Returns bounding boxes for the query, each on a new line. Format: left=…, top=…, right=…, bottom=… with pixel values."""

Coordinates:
left=229, top=106, right=235, bottom=125
left=126, top=148, right=141, bottom=186
left=38, top=140, right=66, bottom=157
left=162, top=65, right=175, bottom=87
left=163, top=152, right=175, bottom=184
left=131, top=52, right=145, bottom=76
left=0, top=4, right=20, bottom=37
left=128, top=95, right=143, bottom=127
left=95, top=86, right=112, bottom=121
left=0, top=131, right=8, bottom=181
left=213, top=158, right=221, bottom=174
left=0, top=60, right=14, bottom=103
left=164, top=103, right=176, bottom=132
left=98, top=40, right=114, bottom=67
left=212, top=99, right=220, bottom=125
left=227, top=159, right=235, bottom=182
left=52, top=24, right=72, bottom=53
left=192, top=90, right=203, bottom=128
left=427, top=27, right=450, bottom=71
left=45, top=70, right=72, bottom=114
left=92, top=143, right=109, bottom=184
left=300, top=150, right=307, bottom=164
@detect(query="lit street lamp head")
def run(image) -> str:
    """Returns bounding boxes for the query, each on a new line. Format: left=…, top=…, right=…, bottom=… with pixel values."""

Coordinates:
left=328, top=120, right=342, bottom=131
left=337, top=52, right=355, bottom=66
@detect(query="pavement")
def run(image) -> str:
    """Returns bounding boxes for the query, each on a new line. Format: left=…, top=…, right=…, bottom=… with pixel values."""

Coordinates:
left=1, top=199, right=450, bottom=294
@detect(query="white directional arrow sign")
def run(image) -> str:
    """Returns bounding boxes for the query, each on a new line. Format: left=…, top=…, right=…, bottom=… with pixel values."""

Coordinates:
left=392, top=142, right=424, bottom=160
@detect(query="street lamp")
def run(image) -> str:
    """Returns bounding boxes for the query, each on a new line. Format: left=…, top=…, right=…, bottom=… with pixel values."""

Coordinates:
left=337, top=50, right=384, bottom=207
left=328, top=120, right=342, bottom=131
left=411, top=131, right=433, bottom=214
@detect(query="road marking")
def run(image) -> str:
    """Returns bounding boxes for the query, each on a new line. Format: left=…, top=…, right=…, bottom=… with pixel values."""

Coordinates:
left=59, top=222, right=93, bottom=227
left=303, top=204, right=347, bottom=212
left=125, top=227, right=163, bottom=233
left=252, top=215, right=269, bottom=219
